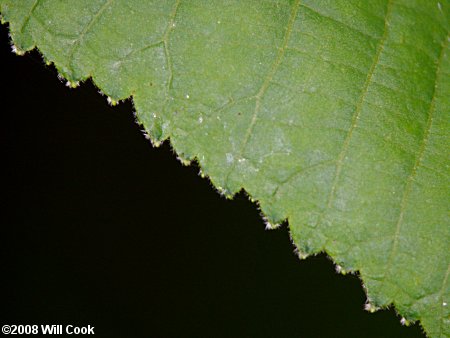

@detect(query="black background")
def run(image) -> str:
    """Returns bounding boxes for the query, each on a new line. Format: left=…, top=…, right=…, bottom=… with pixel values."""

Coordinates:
left=1, top=23, right=425, bottom=338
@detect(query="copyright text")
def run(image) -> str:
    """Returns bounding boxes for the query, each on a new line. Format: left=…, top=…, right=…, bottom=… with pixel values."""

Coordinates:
left=2, top=325, right=95, bottom=335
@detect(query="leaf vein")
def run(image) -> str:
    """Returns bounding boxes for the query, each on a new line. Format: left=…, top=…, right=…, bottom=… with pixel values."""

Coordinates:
left=299, top=3, right=378, bottom=41
left=67, top=0, right=113, bottom=78
left=315, top=0, right=394, bottom=229
left=19, top=0, right=41, bottom=34
left=225, top=0, right=301, bottom=188
left=162, top=0, right=181, bottom=110
left=382, top=32, right=449, bottom=312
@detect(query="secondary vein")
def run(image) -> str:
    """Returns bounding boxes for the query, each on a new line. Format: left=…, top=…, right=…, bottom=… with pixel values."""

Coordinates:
left=67, top=0, right=114, bottom=78
left=382, top=32, right=448, bottom=296
left=315, top=0, right=394, bottom=229
left=225, top=0, right=301, bottom=189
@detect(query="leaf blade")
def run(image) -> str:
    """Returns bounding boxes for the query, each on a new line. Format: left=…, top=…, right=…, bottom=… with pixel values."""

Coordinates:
left=1, top=0, right=449, bottom=336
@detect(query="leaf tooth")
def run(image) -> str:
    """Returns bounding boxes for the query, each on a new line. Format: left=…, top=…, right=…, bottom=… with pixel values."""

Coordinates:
left=288, top=231, right=309, bottom=260
left=151, top=139, right=162, bottom=148
left=11, top=44, right=24, bottom=55
left=66, top=81, right=79, bottom=89
left=364, top=302, right=380, bottom=313
left=176, top=155, right=191, bottom=166
left=293, top=248, right=309, bottom=260
left=335, top=264, right=345, bottom=274
left=260, top=213, right=282, bottom=230
left=400, top=317, right=411, bottom=326
left=198, top=169, right=206, bottom=179
left=106, top=96, right=119, bottom=106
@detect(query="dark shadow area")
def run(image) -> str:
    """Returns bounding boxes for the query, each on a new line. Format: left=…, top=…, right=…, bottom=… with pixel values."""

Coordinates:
left=0, top=24, right=425, bottom=338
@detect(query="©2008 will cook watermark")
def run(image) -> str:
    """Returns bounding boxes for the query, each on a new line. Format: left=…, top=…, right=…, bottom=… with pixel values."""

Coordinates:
left=2, top=324, right=95, bottom=335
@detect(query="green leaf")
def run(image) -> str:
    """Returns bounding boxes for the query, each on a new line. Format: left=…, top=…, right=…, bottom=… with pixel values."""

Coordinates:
left=1, top=0, right=449, bottom=336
